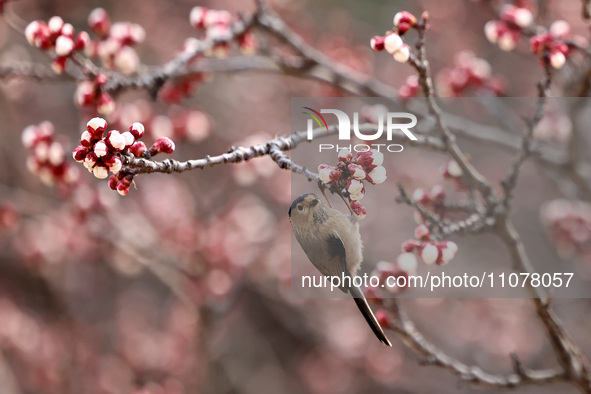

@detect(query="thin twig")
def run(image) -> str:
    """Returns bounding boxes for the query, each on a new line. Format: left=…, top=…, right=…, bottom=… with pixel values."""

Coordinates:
left=386, top=300, right=566, bottom=389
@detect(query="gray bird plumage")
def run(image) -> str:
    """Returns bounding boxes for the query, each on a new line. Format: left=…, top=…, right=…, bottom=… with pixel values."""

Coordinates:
left=289, top=193, right=392, bottom=346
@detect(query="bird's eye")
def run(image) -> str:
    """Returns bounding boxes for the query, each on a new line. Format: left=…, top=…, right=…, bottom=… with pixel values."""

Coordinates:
left=298, top=205, right=303, bottom=211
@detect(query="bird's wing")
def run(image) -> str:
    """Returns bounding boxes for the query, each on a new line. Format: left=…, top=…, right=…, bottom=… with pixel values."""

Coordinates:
left=327, top=234, right=349, bottom=278
left=326, top=234, right=392, bottom=347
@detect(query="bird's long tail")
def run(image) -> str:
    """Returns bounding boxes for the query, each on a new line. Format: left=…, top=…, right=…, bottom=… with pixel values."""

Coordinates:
left=349, top=285, right=392, bottom=346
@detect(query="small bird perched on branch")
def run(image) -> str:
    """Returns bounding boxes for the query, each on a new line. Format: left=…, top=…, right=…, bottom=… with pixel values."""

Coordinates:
left=289, top=193, right=392, bottom=346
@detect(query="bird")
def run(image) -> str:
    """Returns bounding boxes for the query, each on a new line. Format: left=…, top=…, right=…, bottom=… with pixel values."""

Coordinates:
left=289, top=193, right=392, bottom=346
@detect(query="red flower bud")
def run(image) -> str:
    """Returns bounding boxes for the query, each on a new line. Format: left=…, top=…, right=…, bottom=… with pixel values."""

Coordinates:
left=370, top=35, right=386, bottom=51
left=88, top=8, right=111, bottom=37
left=149, top=137, right=175, bottom=155
left=72, top=145, right=89, bottom=162
left=129, top=141, right=147, bottom=157
left=116, top=174, right=134, bottom=196
left=401, top=239, right=421, bottom=252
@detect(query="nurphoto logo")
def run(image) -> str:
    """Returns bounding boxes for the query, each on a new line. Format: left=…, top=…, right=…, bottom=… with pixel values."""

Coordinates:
left=302, top=107, right=418, bottom=153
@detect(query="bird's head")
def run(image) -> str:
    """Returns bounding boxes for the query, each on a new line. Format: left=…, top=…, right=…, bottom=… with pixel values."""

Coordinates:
left=288, top=193, right=321, bottom=224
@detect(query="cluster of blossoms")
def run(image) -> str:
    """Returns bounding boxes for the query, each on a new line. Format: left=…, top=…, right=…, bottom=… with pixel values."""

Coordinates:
left=160, top=4, right=261, bottom=105
left=25, top=16, right=90, bottom=73
left=72, top=118, right=175, bottom=195
left=22, top=122, right=79, bottom=186
left=318, top=149, right=387, bottom=219
left=401, top=224, right=458, bottom=265
left=436, top=51, right=506, bottom=96
left=189, top=6, right=258, bottom=58
left=85, top=8, right=145, bottom=74
left=541, top=199, right=591, bottom=260
left=484, top=3, right=535, bottom=51
left=74, top=73, right=115, bottom=116
left=369, top=11, right=421, bottom=63
left=529, top=20, right=574, bottom=69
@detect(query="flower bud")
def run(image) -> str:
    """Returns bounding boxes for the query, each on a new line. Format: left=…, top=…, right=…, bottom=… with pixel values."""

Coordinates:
left=446, top=160, right=463, bottom=178
left=103, top=154, right=122, bottom=173
left=498, top=31, right=518, bottom=51
left=203, top=10, right=232, bottom=28
left=129, top=141, right=147, bottom=157
left=414, top=224, right=430, bottom=240
left=338, top=148, right=352, bottom=162
left=75, top=81, right=96, bottom=107
left=550, top=20, right=571, bottom=39
left=149, top=137, right=175, bottom=155
left=370, top=35, right=386, bottom=51
left=97, top=92, right=115, bottom=116
left=75, top=31, right=91, bottom=50
left=108, top=173, right=122, bottom=190
left=80, top=130, right=94, bottom=147
left=366, top=165, right=387, bottom=184
left=116, top=175, right=134, bottom=196
left=401, top=239, right=421, bottom=252
left=529, top=34, right=546, bottom=55
left=484, top=21, right=500, bottom=44
left=93, top=140, right=108, bottom=157
left=430, top=184, right=445, bottom=201
left=87, top=117, right=107, bottom=135
left=114, top=46, right=140, bottom=75
left=393, top=44, right=410, bottom=63
left=350, top=201, right=366, bottom=219
left=83, top=152, right=98, bottom=170
left=88, top=8, right=111, bottom=37
left=55, top=35, right=74, bottom=56
left=318, top=164, right=341, bottom=184
left=347, top=163, right=366, bottom=180
left=129, top=122, right=145, bottom=139
left=121, top=131, right=135, bottom=147
left=48, top=142, right=64, bottom=166
left=420, top=242, right=439, bottom=265
left=93, top=164, right=109, bottom=179
left=106, top=130, right=126, bottom=151
left=439, top=241, right=458, bottom=265
left=397, top=252, right=418, bottom=273
left=347, top=178, right=365, bottom=198
left=384, top=33, right=403, bottom=54
left=61, top=23, right=74, bottom=38
left=393, top=11, right=417, bottom=27
left=48, top=16, right=64, bottom=35
left=413, top=188, right=427, bottom=204
left=25, top=21, right=50, bottom=48
left=190, top=6, right=208, bottom=29
left=21, top=126, right=37, bottom=149
left=51, top=56, right=68, bottom=74
left=72, top=145, right=89, bottom=162
left=549, top=50, right=566, bottom=69
left=239, top=32, right=258, bottom=56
